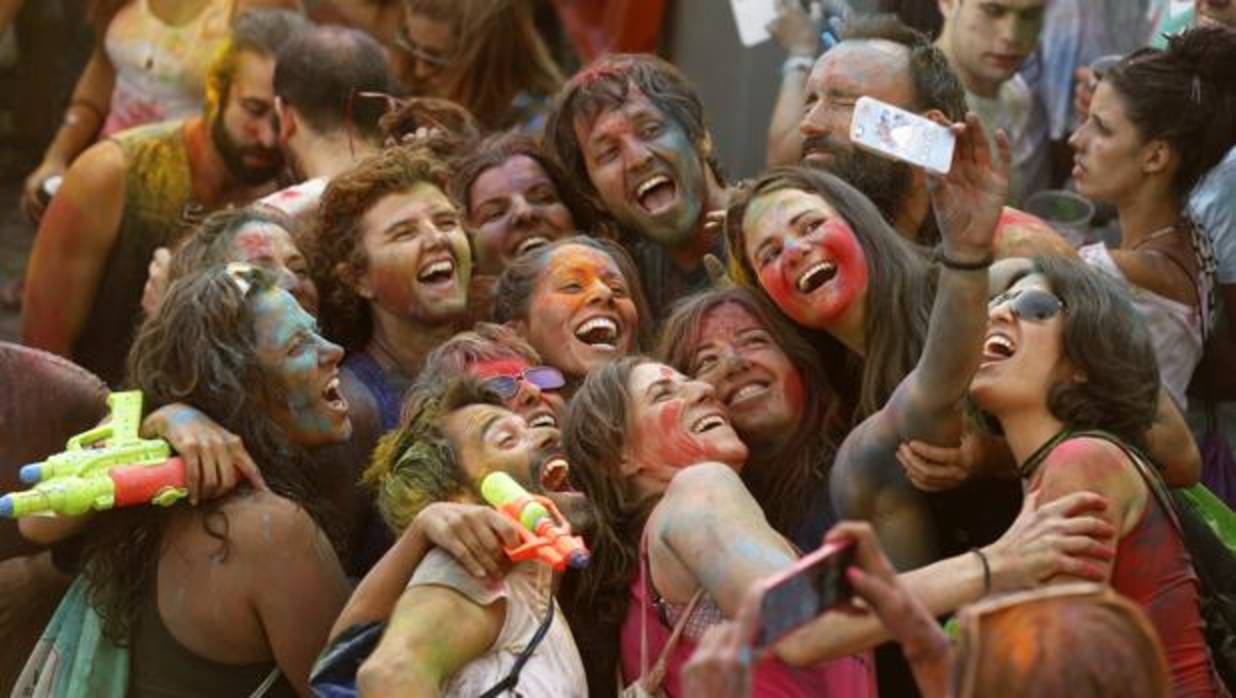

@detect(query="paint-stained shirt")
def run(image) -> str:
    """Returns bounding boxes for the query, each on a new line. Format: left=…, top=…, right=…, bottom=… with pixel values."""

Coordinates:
left=75, top=120, right=196, bottom=387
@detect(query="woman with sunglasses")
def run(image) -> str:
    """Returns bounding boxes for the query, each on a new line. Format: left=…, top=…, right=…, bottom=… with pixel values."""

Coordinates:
left=968, top=254, right=1223, bottom=695
left=493, top=236, right=652, bottom=393
left=1070, top=26, right=1236, bottom=409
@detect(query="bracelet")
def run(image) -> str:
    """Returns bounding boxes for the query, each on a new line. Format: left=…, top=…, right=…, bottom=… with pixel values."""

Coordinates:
left=934, top=247, right=994, bottom=271
left=971, top=548, right=992, bottom=595
left=781, top=54, right=815, bottom=79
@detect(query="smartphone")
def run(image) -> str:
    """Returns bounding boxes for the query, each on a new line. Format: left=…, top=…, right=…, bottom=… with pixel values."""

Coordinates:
left=752, top=541, right=854, bottom=649
left=849, top=96, right=956, bottom=175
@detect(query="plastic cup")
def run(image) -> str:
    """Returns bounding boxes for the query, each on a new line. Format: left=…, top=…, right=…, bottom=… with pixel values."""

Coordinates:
left=1024, top=190, right=1096, bottom=248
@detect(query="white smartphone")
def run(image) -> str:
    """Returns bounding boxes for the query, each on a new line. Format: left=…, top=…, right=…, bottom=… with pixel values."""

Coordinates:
left=849, top=96, right=956, bottom=175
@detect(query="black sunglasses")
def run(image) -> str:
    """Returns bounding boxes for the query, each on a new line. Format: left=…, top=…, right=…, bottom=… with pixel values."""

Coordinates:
left=481, top=366, right=566, bottom=400
left=988, top=287, right=1065, bottom=322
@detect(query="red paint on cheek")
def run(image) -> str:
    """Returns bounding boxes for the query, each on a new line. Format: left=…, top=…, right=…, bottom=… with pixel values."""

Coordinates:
left=652, top=400, right=709, bottom=466
left=783, top=368, right=806, bottom=414
left=234, top=232, right=275, bottom=261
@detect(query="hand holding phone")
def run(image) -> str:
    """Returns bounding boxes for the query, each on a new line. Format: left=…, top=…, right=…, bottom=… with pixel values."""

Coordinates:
left=750, top=541, right=855, bottom=649
left=849, top=96, right=956, bottom=175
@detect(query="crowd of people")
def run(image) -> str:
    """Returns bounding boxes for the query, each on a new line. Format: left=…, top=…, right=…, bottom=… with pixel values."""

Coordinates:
left=3, top=0, right=1236, bottom=696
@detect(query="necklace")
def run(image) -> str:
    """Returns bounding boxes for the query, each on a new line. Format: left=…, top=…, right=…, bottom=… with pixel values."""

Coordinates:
left=1128, top=222, right=1179, bottom=250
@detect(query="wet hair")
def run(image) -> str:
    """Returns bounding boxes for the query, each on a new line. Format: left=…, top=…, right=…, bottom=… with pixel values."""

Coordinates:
left=491, top=236, right=654, bottom=355
left=543, top=53, right=725, bottom=201
left=1029, top=255, right=1160, bottom=449
left=402, top=0, right=563, bottom=130
left=725, top=166, right=935, bottom=419
left=364, top=374, right=503, bottom=532
left=657, top=287, right=844, bottom=536
left=379, top=96, right=483, bottom=160
left=274, top=25, right=393, bottom=141
left=561, top=355, right=657, bottom=687
left=313, top=144, right=454, bottom=350
left=85, top=265, right=334, bottom=641
left=841, top=13, right=967, bottom=121
left=1105, top=26, right=1236, bottom=199
left=205, top=9, right=311, bottom=121
left=450, top=131, right=611, bottom=239
left=168, top=206, right=301, bottom=285
left=953, top=587, right=1170, bottom=698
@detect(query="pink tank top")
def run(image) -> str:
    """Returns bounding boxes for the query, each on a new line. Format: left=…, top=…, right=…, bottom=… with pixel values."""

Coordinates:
left=619, top=534, right=876, bottom=697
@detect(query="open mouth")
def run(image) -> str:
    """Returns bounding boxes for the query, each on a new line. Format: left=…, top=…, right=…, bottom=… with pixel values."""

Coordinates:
left=416, top=257, right=455, bottom=285
left=513, top=236, right=550, bottom=258
left=539, top=456, right=572, bottom=492
left=725, top=381, right=769, bottom=407
left=982, top=331, right=1016, bottom=363
left=634, top=174, right=678, bottom=216
left=321, top=376, right=348, bottom=413
left=796, top=261, right=837, bottom=294
left=527, top=411, right=558, bottom=429
left=574, top=316, right=620, bottom=351
left=691, top=412, right=729, bottom=434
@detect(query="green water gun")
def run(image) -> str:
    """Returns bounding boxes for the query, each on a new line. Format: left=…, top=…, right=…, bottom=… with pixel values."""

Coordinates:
left=0, top=391, right=189, bottom=518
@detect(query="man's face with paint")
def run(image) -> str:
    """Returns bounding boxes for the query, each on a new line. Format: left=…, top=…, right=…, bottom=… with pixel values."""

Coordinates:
left=211, top=50, right=284, bottom=186
left=441, top=403, right=574, bottom=497
left=517, top=244, right=639, bottom=380
left=252, top=288, right=351, bottom=447
left=575, top=87, right=709, bottom=248
left=230, top=221, right=319, bottom=317
left=467, top=155, right=577, bottom=275
left=351, top=182, right=472, bottom=326
left=742, top=188, right=869, bottom=330
left=800, top=41, right=916, bottom=222
left=939, top=0, right=1046, bottom=93
left=621, top=362, right=748, bottom=491
left=469, top=356, right=567, bottom=432
left=689, top=303, right=805, bottom=448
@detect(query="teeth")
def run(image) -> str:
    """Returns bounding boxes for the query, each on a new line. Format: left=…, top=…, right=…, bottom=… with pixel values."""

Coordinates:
left=692, top=414, right=726, bottom=433
left=540, top=458, right=570, bottom=491
left=636, top=175, right=670, bottom=199
left=796, top=262, right=837, bottom=292
left=529, top=414, right=557, bottom=428
left=575, top=317, right=618, bottom=342
left=984, top=333, right=1015, bottom=358
left=515, top=236, right=549, bottom=257
left=730, top=384, right=767, bottom=404
left=417, top=259, right=453, bottom=281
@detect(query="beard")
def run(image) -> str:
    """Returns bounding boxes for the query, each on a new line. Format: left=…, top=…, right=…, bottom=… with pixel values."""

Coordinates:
left=211, top=114, right=283, bottom=186
left=806, top=136, right=915, bottom=232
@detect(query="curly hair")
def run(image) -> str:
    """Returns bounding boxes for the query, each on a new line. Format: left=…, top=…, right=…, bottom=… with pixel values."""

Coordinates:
left=491, top=236, right=654, bottom=356
left=312, top=144, right=454, bottom=350
left=83, top=265, right=335, bottom=641
left=725, top=165, right=934, bottom=420
left=379, top=96, right=483, bottom=160
left=543, top=54, right=725, bottom=202
left=1031, top=255, right=1160, bottom=449
left=657, top=287, right=845, bottom=537
left=364, top=375, right=503, bottom=532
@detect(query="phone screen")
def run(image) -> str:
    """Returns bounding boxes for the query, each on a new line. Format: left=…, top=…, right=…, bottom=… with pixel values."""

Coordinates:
left=754, top=546, right=854, bottom=649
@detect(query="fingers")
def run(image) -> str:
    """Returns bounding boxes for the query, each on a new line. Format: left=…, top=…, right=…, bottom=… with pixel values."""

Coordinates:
left=897, top=443, right=967, bottom=492
left=444, top=523, right=497, bottom=579
left=844, top=565, right=901, bottom=619
left=992, top=128, right=1013, bottom=176
left=209, top=435, right=237, bottom=495
left=230, top=439, right=268, bottom=492
left=1035, top=489, right=1109, bottom=518
left=182, top=439, right=202, bottom=505
left=825, top=520, right=898, bottom=585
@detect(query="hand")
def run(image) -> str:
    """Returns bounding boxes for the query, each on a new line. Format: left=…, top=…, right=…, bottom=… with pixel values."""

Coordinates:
left=412, top=502, right=522, bottom=579
left=140, top=247, right=173, bottom=317
left=929, top=113, right=1011, bottom=262
left=1073, top=67, right=1095, bottom=126
left=142, top=403, right=267, bottom=504
left=984, top=490, right=1116, bottom=592
left=897, top=439, right=977, bottom=492
left=21, top=159, right=65, bottom=223
left=682, top=621, right=756, bottom=698
left=826, top=522, right=950, bottom=675
left=768, top=0, right=820, bottom=57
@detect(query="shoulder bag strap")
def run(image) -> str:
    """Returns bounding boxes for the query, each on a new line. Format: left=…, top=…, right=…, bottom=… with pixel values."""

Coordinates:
left=478, top=587, right=557, bottom=698
left=635, top=528, right=707, bottom=692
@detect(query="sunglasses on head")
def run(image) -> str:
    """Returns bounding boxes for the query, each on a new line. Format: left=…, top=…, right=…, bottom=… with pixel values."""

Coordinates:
left=988, top=287, right=1065, bottom=322
left=481, top=366, right=566, bottom=400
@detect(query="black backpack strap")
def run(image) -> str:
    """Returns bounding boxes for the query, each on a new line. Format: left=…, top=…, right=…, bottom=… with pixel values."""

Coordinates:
left=478, top=592, right=556, bottom=698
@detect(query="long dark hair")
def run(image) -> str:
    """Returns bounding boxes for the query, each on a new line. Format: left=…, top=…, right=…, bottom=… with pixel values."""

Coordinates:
left=82, top=266, right=335, bottom=641
left=657, top=287, right=844, bottom=536
left=725, top=165, right=937, bottom=419
left=1106, top=26, right=1236, bottom=200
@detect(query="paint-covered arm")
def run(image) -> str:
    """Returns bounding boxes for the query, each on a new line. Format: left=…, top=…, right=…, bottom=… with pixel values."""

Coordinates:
left=357, top=586, right=503, bottom=697
left=329, top=503, right=520, bottom=640
left=21, top=140, right=127, bottom=357
left=1146, top=387, right=1201, bottom=487
left=241, top=492, right=351, bottom=697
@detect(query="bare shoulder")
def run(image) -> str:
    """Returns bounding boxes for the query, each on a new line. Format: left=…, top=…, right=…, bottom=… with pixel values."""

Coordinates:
left=220, top=490, right=331, bottom=559
left=663, top=461, right=745, bottom=500
left=1038, top=436, right=1140, bottom=493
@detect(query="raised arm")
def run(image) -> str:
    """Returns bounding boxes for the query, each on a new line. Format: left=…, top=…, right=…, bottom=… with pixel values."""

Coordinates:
left=22, top=140, right=126, bottom=358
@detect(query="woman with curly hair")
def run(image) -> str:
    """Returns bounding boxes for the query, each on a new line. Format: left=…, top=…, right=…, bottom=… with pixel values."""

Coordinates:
left=22, top=264, right=352, bottom=696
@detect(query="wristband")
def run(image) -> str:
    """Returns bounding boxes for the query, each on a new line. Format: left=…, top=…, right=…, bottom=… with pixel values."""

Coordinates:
left=781, top=55, right=815, bottom=79
left=935, top=248, right=994, bottom=271
left=971, top=547, right=992, bottom=595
